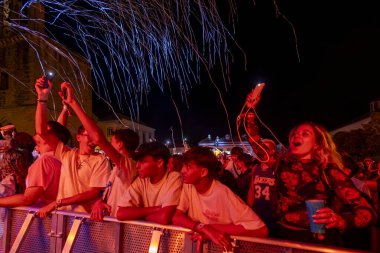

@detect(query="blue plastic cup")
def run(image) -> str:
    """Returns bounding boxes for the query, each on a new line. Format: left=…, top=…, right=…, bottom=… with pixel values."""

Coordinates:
left=305, top=199, right=325, bottom=234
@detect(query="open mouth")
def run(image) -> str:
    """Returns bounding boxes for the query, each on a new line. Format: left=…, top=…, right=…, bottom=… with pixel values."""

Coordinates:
left=292, top=141, right=301, bottom=147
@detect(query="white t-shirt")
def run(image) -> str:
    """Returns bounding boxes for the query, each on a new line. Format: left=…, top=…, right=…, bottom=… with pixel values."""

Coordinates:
left=26, top=151, right=61, bottom=207
left=55, top=142, right=111, bottom=213
left=177, top=180, right=265, bottom=230
left=105, top=156, right=137, bottom=216
left=118, top=171, right=182, bottom=208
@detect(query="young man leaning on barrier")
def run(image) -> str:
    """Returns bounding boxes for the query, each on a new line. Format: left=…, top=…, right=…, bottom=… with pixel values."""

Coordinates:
left=0, top=121, right=70, bottom=208
left=172, top=147, right=268, bottom=251
left=116, top=141, right=182, bottom=225
left=58, top=82, right=139, bottom=221
left=34, top=77, right=111, bottom=217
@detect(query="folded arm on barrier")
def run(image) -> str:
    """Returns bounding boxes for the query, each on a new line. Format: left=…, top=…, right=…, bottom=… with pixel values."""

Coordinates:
left=0, top=187, right=44, bottom=207
left=145, top=205, right=177, bottom=225
left=117, top=205, right=161, bottom=221
left=210, top=223, right=268, bottom=238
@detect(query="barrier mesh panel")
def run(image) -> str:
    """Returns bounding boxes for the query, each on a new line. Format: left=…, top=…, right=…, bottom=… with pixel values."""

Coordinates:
left=120, top=223, right=152, bottom=252
left=65, top=217, right=117, bottom=253
left=10, top=210, right=51, bottom=253
left=158, top=229, right=186, bottom=253
left=0, top=208, right=7, bottom=252
left=2, top=209, right=365, bottom=253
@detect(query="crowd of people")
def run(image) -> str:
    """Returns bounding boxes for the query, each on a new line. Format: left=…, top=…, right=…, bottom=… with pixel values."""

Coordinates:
left=0, top=77, right=378, bottom=252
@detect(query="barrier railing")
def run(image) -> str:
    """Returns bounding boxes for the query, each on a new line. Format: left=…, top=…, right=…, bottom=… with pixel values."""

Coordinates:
left=0, top=207, right=370, bottom=253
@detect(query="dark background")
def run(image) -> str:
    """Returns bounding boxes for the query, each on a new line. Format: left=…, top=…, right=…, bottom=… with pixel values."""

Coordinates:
left=95, top=0, right=380, bottom=146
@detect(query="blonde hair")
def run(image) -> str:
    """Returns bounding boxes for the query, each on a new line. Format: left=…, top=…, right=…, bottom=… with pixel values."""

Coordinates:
left=289, top=122, right=344, bottom=170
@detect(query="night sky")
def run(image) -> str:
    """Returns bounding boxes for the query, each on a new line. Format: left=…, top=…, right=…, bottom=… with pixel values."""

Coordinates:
left=97, top=1, right=380, bottom=146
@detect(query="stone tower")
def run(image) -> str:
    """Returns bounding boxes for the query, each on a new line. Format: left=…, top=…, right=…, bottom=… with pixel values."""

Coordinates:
left=0, top=0, right=92, bottom=135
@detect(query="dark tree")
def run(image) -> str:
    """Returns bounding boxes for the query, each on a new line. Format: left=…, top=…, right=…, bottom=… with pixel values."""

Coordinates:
left=333, top=115, right=380, bottom=161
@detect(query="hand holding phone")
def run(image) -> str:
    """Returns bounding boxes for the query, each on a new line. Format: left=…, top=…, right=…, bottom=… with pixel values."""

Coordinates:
left=38, top=71, right=55, bottom=89
left=62, top=87, right=68, bottom=100
left=60, top=82, right=72, bottom=101
left=246, top=82, right=265, bottom=108
left=250, top=82, right=265, bottom=101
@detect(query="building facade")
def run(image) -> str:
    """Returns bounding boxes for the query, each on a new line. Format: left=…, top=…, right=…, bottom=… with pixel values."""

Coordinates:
left=198, top=134, right=253, bottom=155
left=97, top=113, right=155, bottom=145
left=0, top=1, right=92, bottom=136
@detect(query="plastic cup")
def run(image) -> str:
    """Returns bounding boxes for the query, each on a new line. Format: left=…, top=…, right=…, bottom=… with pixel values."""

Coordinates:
left=305, top=199, right=325, bottom=234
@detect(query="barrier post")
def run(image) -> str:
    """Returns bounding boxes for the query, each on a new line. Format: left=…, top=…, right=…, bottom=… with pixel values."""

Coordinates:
left=9, top=211, right=36, bottom=253
left=61, top=217, right=85, bottom=253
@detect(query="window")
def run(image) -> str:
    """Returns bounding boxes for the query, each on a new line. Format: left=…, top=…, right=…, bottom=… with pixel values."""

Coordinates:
left=0, top=72, right=9, bottom=90
left=107, top=127, right=113, bottom=137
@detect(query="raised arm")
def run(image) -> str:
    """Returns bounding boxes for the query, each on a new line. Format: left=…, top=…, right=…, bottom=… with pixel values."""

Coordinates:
left=35, top=77, right=52, bottom=135
left=60, top=82, right=123, bottom=166
left=242, top=92, right=270, bottom=162
left=56, top=103, right=69, bottom=126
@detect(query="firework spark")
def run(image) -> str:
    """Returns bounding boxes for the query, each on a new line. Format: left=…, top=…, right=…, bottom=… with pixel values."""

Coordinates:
left=1, top=0, right=241, bottom=123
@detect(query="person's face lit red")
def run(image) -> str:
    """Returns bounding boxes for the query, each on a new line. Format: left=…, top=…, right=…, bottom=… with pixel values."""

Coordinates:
left=136, top=156, right=160, bottom=178
left=110, top=135, right=122, bottom=151
left=33, top=134, right=51, bottom=154
left=230, top=154, right=238, bottom=163
left=289, top=124, right=316, bottom=160
left=181, top=161, right=205, bottom=185
left=167, top=157, right=175, bottom=172
left=77, top=130, right=96, bottom=154
left=235, top=159, right=244, bottom=170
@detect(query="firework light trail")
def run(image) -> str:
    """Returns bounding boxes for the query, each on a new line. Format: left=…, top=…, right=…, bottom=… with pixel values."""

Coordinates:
left=1, top=0, right=244, bottom=138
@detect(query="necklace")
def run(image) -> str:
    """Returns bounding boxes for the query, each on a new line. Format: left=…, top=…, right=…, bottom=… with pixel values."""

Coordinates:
left=76, top=150, right=91, bottom=170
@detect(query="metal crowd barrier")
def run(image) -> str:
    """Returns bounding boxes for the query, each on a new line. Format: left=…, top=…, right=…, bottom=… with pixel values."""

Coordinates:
left=0, top=207, right=370, bottom=253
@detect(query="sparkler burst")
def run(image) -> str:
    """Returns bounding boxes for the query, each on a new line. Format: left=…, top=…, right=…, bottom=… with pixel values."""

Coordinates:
left=1, top=0, right=241, bottom=125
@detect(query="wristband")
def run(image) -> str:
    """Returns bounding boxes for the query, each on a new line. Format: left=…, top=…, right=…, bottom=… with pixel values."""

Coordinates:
left=37, top=99, right=47, bottom=103
left=55, top=199, right=62, bottom=210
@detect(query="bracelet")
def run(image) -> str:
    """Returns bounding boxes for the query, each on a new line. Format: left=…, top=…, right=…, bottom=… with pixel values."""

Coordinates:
left=55, top=199, right=62, bottom=210
left=37, top=99, right=47, bottom=103
left=193, top=221, right=200, bottom=232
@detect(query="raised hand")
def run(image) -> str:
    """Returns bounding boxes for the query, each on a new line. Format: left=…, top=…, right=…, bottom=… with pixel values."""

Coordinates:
left=59, top=82, right=74, bottom=104
left=35, top=76, right=52, bottom=101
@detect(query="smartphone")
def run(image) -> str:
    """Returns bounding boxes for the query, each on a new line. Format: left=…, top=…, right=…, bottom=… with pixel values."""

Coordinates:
left=62, top=88, right=67, bottom=99
left=250, top=82, right=265, bottom=101
left=39, top=71, right=55, bottom=89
